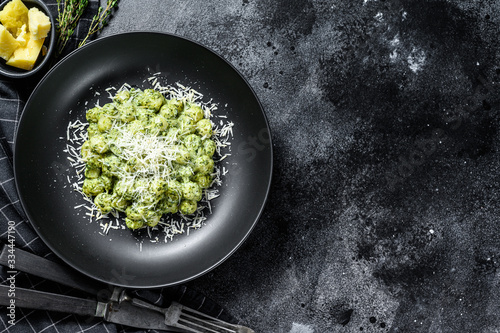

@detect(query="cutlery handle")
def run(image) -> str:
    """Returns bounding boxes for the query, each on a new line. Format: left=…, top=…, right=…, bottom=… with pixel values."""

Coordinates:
left=0, top=243, right=106, bottom=295
left=0, top=284, right=98, bottom=317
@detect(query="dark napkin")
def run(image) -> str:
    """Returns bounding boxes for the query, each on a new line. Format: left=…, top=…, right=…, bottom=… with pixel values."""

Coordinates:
left=0, top=1, right=234, bottom=332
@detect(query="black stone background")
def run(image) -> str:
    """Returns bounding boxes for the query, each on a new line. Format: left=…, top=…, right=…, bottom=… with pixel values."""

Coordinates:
left=105, top=0, right=498, bottom=332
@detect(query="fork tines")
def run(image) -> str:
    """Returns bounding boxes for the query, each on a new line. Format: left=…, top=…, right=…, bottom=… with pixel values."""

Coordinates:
left=167, top=302, right=255, bottom=333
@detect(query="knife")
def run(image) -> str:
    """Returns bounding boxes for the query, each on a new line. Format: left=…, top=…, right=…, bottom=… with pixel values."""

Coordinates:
left=0, top=244, right=253, bottom=332
left=0, top=284, right=184, bottom=332
left=0, top=243, right=185, bottom=331
left=0, top=242, right=104, bottom=295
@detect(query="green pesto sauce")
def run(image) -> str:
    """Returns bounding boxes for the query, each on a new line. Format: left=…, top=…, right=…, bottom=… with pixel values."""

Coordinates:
left=81, top=88, right=216, bottom=230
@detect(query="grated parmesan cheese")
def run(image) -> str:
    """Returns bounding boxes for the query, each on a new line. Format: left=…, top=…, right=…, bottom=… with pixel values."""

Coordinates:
left=64, top=73, right=234, bottom=242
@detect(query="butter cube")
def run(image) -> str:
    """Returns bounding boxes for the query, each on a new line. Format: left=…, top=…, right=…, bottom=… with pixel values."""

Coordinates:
left=0, top=0, right=28, bottom=37
left=28, top=7, right=50, bottom=40
left=0, top=24, right=20, bottom=60
left=6, top=32, right=44, bottom=70
left=15, top=23, right=27, bottom=46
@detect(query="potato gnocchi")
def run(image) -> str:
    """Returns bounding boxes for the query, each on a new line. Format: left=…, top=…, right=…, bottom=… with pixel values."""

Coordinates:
left=81, top=87, right=217, bottom=230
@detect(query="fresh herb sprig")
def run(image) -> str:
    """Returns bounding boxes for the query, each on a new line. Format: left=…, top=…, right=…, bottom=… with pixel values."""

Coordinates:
left=79, top=0, right=119, bottom=48
left=56, top=0, right=119, bottom=57
left=56, top=0, right=89, bottom=57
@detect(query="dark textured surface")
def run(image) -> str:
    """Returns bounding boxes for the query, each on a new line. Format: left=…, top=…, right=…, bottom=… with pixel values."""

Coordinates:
left=104, top=0, right=497, bottom=332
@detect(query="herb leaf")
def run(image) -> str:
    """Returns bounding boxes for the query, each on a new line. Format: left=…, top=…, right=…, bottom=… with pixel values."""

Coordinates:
left=56, top=0, right=119, bottom=57
left=56, top=0, right=89, bottom=57
left=79, top=0, right=119, bottom=48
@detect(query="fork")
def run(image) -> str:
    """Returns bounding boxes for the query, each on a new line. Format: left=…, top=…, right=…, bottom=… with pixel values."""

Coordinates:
left=130, top=296, right=255, bottom=333
left=0, top=243, right=255, bottom=333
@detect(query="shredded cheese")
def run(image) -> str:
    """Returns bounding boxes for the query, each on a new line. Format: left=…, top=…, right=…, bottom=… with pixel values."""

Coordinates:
left=64, top=73, right=234, bottom=242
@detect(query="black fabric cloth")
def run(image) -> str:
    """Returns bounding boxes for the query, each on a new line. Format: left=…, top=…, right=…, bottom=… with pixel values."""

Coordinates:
left=0, top=1, right=233, bottom=332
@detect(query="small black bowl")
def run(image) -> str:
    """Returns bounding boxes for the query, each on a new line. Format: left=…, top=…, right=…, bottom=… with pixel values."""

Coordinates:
left=0, top=0, right=55, bottom=79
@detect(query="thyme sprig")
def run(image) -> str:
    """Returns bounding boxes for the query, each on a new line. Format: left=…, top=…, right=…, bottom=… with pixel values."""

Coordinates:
left=56, top=0, right=89, bottom=57
left=79, top=0, right=119, bottom=48
left=56, top=0, right=119, bottom=57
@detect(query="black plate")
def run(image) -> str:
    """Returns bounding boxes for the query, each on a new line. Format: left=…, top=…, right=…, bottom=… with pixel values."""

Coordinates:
left=14, top=32, right=272, bottom=288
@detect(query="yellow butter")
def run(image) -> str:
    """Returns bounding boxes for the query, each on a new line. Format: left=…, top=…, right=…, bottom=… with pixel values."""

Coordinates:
left=0, top=24, right=20, bottom=60
left=6, top=31, right=44, bottom=70
left=28, top=7, right=50, bottom=40
left=0, top=0, right=28, bottom=37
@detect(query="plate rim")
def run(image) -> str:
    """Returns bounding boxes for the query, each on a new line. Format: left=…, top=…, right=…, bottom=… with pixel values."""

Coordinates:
left=13, top=31, right=274, bottom=288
